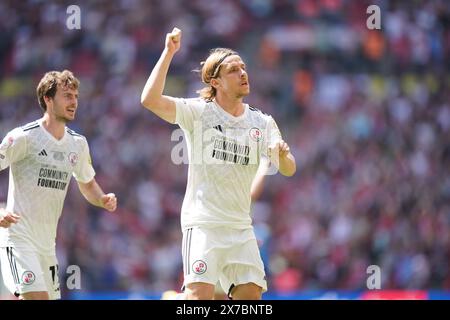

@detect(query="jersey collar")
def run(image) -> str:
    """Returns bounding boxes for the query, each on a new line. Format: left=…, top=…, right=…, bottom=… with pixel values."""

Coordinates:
left=212, top=100, right=248, bottom=123
left=36, top=118, right=67, bottom=145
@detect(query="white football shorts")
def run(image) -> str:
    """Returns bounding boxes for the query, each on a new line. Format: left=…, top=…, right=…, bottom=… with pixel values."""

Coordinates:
left=0, top=247, right=61, bottom=300
left=181, top=226, right=267, bottom=297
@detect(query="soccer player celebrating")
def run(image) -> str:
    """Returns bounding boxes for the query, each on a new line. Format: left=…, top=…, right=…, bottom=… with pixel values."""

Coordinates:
left=0, top=70, right=117, bottom=300
left=141, top=28, right=296, bottom=300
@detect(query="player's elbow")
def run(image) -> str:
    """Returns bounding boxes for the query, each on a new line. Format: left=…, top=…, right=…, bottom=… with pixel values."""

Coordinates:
left=140, top=95, right=152, bottom=109
left=141, top=94, right=163, bottom=112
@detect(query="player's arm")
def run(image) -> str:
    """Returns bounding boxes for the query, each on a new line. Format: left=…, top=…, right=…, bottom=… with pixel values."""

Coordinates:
left=140, top=27, right=182, bottom=124
left=269, top=140, right=296, bottom=177
left=77, top=179, right=117, bottom=212
left=266, top=118, right=296, bottom=177
left=0, top=130, right=26, bottom=227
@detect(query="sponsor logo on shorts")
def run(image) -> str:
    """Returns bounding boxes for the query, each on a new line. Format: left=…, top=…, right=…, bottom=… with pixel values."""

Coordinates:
left=192, top=260, right=207, bottom=275
left=22, top=271, right=36, bottom=285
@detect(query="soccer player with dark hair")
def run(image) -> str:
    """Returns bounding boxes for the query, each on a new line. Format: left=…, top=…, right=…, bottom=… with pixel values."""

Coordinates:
left=0, top=70, right=117, bottom=300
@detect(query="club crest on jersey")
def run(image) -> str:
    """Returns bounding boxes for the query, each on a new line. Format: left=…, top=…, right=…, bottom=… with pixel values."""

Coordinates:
left=68, top=152, right=78, bottom=166
left=22, top=271, right=36, bottom=285
left=249, top=127, right=262, bottom=142
left=192, top=260, right=207, bottom=275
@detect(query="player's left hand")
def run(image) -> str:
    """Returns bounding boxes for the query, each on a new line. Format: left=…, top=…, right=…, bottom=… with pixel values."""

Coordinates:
left=0, top=208, right=20, bottom=228
left=268, top=140, right=290, bottom=160
left=101, top=193, right=117, bottom=212
left=165, top=27, right=182, bottom=55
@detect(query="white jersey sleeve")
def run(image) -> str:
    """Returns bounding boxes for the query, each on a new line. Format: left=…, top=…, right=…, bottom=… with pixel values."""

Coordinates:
left=262, top=116, right=283, bottom=157
left=174, top=98, right=206, bottom=132
left=0, top=128, right=27, bottom=171
left=72, top=138, right=95, bottom=183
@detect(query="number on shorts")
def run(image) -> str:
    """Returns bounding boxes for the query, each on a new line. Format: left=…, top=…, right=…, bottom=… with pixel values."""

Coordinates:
left=49, top=264, right=59, bottom=285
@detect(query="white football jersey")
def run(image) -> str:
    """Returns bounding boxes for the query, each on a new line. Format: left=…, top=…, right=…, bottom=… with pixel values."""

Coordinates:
left=0, top=118, right=95, bottom=255
left=174, top=98, right=282, bottom=230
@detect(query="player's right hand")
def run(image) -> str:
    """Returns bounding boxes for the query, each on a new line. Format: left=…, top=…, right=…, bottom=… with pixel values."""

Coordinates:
left=165, top=27, right=182, bottom=54
left=100, top=193, right=117, bottom=212
left=0, top=208, right=20, bottom=228
left=268, top=140, right=291, bottom=161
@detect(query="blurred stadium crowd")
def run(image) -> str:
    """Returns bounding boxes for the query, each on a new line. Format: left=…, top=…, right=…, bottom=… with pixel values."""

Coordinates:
left=0, top=0, right=449, bottom=298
